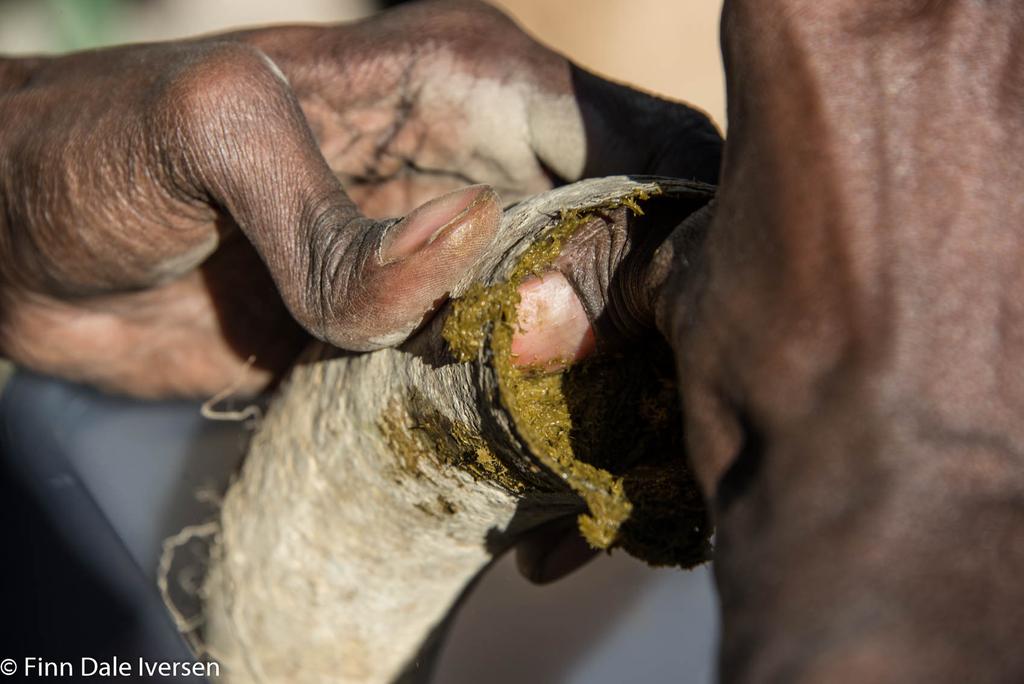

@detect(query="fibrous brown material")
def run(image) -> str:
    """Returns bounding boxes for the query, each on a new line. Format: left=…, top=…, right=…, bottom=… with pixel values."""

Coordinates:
left=194, top=176, right=715, bottom=683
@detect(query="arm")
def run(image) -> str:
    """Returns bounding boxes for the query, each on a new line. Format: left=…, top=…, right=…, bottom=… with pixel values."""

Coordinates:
left=513, top=1, right=1024, bottom=679
left=697, top=2, right=1024, bottom=680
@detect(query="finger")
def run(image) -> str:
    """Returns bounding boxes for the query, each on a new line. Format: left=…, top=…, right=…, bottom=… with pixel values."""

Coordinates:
left=515, top=516, right=599, bottom=585
left=352, top=183, right=501, bottom=348
left=229, top=3, right=720, bottom=209
left=160, top=42, right=500, bottom=350
left=509, top=272, right=595, bottom=371
left=511, top=201, right=715, bottom=371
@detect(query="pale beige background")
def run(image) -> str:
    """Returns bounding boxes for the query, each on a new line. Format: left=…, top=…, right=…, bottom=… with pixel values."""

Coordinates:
left=492, top=0, right=725, bottom=127
left=0, top=0, right=725, bottom=126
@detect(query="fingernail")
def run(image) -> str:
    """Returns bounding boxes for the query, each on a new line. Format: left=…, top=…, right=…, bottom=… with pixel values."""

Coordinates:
left=511, top=271, right=596, bottom=372
left=380, top=185, right=492, bottom=263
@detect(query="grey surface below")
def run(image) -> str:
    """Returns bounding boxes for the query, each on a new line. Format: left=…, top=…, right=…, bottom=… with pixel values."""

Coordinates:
left=0, top=370, right=718, bottom=683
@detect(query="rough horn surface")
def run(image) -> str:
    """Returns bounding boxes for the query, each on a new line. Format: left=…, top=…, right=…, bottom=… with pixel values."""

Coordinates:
left=197, top=176, right=715, bottom=683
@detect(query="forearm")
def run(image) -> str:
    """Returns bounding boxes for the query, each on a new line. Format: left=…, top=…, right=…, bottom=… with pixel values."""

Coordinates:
left=698, top=0, right=1024, bottom=680
left=712, top=396, right=1024, bottom=682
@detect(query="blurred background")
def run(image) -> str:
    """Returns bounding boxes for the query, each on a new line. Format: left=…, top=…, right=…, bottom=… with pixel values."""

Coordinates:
left=0, top=0, right=725, bottom=127
left=0, top=1, right=725, bottom=683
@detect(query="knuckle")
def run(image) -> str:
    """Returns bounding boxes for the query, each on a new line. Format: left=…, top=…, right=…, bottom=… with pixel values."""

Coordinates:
left=557, top=208, right=650, bottom=343
left=146, top=41, right=303, bottom=200
left=558, top=197, right=713, bottom=347
left=153, top=42, right=292, bottom=137
left=293, top=212, right=380, bottom=345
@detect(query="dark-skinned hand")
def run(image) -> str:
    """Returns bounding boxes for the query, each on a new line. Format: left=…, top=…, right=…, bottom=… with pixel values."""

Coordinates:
left=0, top=0, right=720, bottom=399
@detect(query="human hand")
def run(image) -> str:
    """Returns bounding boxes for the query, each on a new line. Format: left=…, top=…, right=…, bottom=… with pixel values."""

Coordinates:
left=0, top=0, right=720, bottom=398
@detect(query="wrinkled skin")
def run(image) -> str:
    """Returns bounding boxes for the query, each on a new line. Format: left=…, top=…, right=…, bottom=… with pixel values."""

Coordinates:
left=517, top=0, right=1024, bottom=681
left=698, top=3, right=1024, bottom=680
left=0, top=0, right=720, bottom=397
left=0, top=0, right=721, bottom=598
left=7, top=0, right=1017, bottom=680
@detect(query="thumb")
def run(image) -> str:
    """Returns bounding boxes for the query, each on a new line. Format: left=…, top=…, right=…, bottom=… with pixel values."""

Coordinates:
left=163, top=42, right=501, bottom=351
left=314, top=183, right=502, bottom=350
left=511, top=199, right=714, bottom=371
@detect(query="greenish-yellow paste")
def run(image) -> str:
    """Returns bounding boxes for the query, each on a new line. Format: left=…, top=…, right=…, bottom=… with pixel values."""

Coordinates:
left=443, top=190, right=712, bottom=566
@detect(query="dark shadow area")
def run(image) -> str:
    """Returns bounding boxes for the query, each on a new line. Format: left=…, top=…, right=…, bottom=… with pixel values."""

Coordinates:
left=571, top=66, right=723, bottom=185
left=556, top=193, right=715, bottom=566
left=715, top=411, right=762, bottom=515
left=0, top=454, right=139, bottom=665
left=375, top=0, right=416, bottom=10
left=198, top=219, right=311, bottom=393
